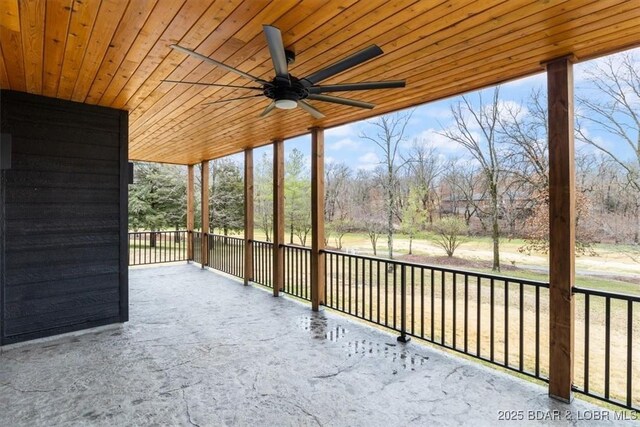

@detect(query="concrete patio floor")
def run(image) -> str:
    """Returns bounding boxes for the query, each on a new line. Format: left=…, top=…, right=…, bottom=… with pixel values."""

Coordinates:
left=0, top=264, right=635, bottom=426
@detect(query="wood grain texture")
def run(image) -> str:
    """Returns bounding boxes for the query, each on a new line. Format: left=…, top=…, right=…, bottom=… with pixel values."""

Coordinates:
left=0, top=1, right=638, bottom=164
left=187, top=163, right=194, bottom=260
left=272, top=139, right=284, bottom=296
left=310, top=128, right=325, bottom=311
left=244, top=148, right=253, bottom=285
left=546, top=57, right=575, bottom=403
left=0, top=90, right=127, bottom=344
left=200, top=160, right=209, bottom=266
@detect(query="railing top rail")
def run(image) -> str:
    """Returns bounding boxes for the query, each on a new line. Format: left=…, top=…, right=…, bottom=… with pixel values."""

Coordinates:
left=321, top=248, right=549, bottom=288
left=209, top=233, right=244, bottom=240
left=251, top=239, right=274, bottom=245
left=573, top=286, right=640, bottom=302
left=281, top=243, right=312, bottom=250
left=128, top=230, right=189, bottom=233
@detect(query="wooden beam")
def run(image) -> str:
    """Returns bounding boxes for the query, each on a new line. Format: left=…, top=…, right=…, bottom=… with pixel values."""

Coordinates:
left=546, top=56, right=575, bottom=403
left=273, top=139, right=285, bottom=296
left=201, top=160, right=210, bottom=268
left=244, top=148, right=254, bottom=285
left=310, top=128, right=325, bottom=311
left=187, top=164, right=194, bottom=260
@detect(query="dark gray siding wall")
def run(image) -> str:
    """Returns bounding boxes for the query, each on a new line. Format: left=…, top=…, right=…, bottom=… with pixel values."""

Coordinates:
left=0, top=90, right=128, bottom=345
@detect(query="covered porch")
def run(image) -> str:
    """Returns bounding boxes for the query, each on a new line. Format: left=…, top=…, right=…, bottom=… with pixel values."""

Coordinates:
left=0, top=264, right=626, bottom=426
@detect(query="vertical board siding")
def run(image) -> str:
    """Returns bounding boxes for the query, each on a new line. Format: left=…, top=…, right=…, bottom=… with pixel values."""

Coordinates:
left=0, top=90, right=128, bottom=345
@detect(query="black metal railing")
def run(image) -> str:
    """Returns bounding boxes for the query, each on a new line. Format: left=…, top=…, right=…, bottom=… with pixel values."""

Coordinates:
left=192, top=231, right=203, bottom=264
left=127, top=231, right=638, bottom=411
left=323, top=249, right=550, bottom=381
left=573, top=287, right=639, bottom=410
left=252, top=240, right=273, bottom=288
left=128, top=231, right=188, bottom=266
left=283, top=244, right=311, bottom=301
left=208, top=234, right=244, bottom=278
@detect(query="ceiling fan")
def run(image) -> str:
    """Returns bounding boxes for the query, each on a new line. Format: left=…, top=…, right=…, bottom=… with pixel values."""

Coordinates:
left=164, top=25, right=405, bottom=119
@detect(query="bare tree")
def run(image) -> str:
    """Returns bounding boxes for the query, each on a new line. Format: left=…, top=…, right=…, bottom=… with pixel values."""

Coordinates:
left=359, top=111, right=413, bottom=259
left=576, top=52, right=640, bottom=242
left=403, top=140, right=444, bottom=224
left=438, top=88, right=505, bottom=271
left=440, top=160, right=484, bottom=227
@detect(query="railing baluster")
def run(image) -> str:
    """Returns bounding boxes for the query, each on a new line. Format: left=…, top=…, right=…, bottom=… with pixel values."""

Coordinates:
left=505, top=280, right=509, bottom=367
left=453, top=273, right=457, bottom=349
left=490, top=278, right=495, bottom=362
left=519, top=282, right=524, bottom=372
left=535, top=285, right=540, bottom=378
left=431, top=269, right=435, bottom=341
left=464, top=274, right=469, bottom=353
left=441, top=271, right=445, bottom=345
left=627, top=301, right=633, bottom=408
left=584, top=293, right=590, bottom=394
left=421, top=268, right=425, bottom=339
left=477, top=276, right=481, bottom=358
left=411, top=266, right=415, bottom=336
left=605, top=296, right=611, bottom=400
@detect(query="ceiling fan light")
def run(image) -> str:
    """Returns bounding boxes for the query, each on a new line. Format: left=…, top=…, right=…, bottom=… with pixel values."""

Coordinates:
left=275, top=99, right=297, bottom=110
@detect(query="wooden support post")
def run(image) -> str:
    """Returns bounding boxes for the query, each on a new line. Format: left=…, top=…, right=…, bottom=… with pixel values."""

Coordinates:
left=201, top=160, right=210, bottom=268
left=187, top=164, right=194, bottom=261
left=546, top=56, right=575, bottom=403
left=244, top=148, right=254, bottom=285
left=273, top=139, right=285, bottom=296
left=310, top=128, right=325, bottom=311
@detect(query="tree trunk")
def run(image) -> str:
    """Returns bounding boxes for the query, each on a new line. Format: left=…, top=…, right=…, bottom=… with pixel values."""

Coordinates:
left=409, top=235, right=413, bottom=255
left=290, top=222, right=294, bottom=244
left=150, top=232, right=157, bottom=248
left=491, top=186, right=501, bottom=272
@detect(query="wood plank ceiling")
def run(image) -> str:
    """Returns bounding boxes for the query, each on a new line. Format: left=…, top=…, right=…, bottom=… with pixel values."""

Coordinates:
left=1, top=0, right=639, bottom=165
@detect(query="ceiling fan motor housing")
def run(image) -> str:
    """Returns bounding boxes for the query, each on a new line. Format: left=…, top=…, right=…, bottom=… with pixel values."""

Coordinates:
left=264, top=75, right=308, bottom=102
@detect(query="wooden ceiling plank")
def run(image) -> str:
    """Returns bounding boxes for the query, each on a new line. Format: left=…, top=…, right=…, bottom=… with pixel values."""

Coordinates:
left=116, top=0, right=244, bottom=114
left=97, top=0, right=186, bottom=105
left=128, top=0, right=307, bottom=138
left=66, top=0, right=129, bottom=101
left=134, top=0, right=523, bottom=149
left=82, top=0, right=160, bottom=104
left=138, top=0, right=628, bottom=155
left=108, top=0, right=213, bottom=109
left=147, top=13, right=640, bottom=164
left=0, top=0, right=26, bottom=91
left=129, top=0, right=431, bottom=144
left=126, top=0, right=272, bottom=132
left=0, top=42, right=11, bottom=88
left=19, top=0, right=45, bottom=93
left=126, top=0, right=392, bottom=136
left=42, top=0, right=73, bottom=97
left=56, top=0, right=103, bottom=98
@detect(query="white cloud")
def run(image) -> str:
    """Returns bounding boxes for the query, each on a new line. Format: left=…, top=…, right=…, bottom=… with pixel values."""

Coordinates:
left=356, top=152, right=380, bottom=170
left=329, top=138, right=360, bottom=151
left=326, top=123, right=358, bottom=138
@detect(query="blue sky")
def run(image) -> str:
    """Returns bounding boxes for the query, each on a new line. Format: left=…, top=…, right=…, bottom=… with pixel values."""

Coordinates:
left=242, top=47, right=639, bottom=171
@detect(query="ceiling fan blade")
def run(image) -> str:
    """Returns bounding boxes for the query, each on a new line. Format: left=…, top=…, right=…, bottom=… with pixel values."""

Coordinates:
left=170, top=44, right=268, bottom=84
left=260, top=102, right=276, bottom=117
left=263, top=25, right=289, bottom=80
left=161, top=79, right=263, bottom=90
left=308, top=80, right=405, bottom=94
left=302, top=45, right=383, bottom=86
left=202, top=94, right=263, bottom=105
left=298, top=100, right=325, bottom=119
left=306, top=94, right=374, bottom=109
